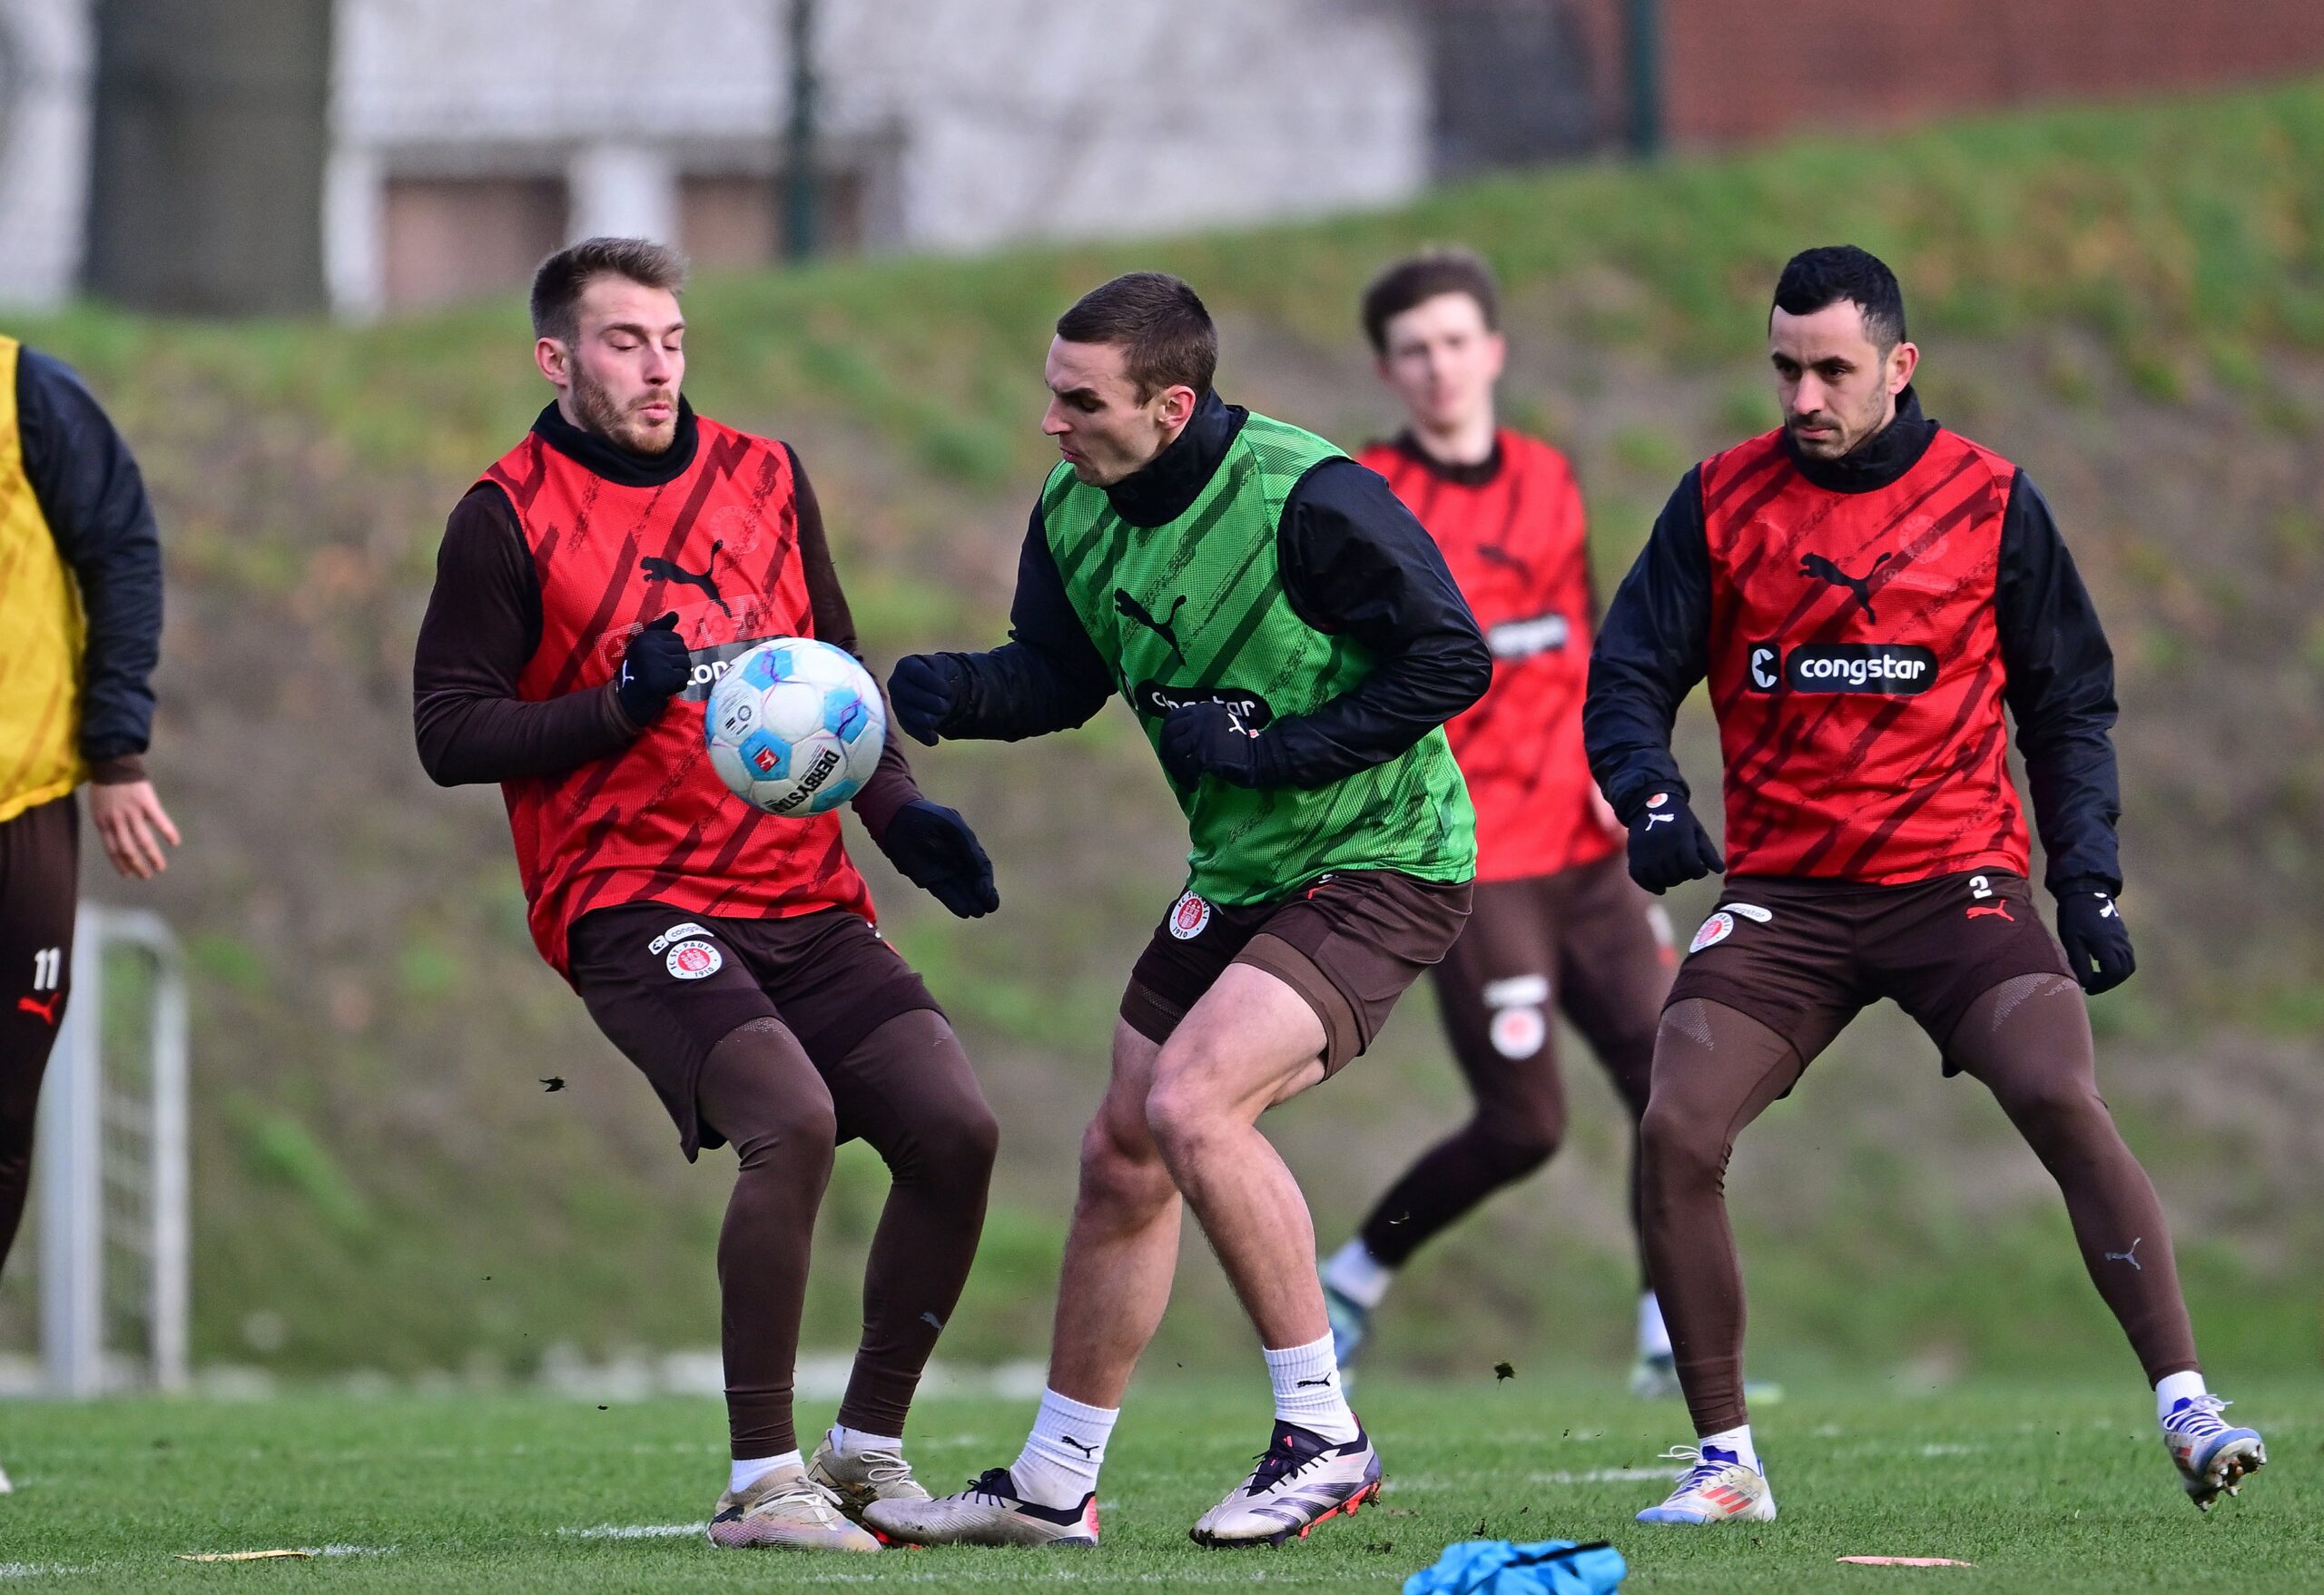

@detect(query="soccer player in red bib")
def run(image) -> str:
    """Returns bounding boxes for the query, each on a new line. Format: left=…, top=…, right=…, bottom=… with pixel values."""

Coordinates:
left=1317, top=251, right=1679, bottom=1392
left=415, top=238, right=1002, bottom=1553
left=1585, top=246, right=2263, bottom=1523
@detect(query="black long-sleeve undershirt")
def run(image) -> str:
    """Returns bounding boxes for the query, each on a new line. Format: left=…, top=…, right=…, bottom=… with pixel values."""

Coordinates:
left=1584, top=407, right=2123, bottom=896
left=16, top=346, right=164, bottom=774
left=928, top=394, right=1492, bottom=788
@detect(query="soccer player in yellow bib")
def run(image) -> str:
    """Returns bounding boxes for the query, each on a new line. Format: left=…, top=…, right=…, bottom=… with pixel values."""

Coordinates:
left=0, top=338, right=178, bottom=1492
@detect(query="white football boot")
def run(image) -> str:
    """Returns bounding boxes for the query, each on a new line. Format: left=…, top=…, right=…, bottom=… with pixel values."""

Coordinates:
left=1189, top=1421, right=1382, bottom=1547
left=1635, top=1443, right=1777, bottom=1524
left=1629, top=1352, right=1682, bottom=1400
left=806, top=1434, right=930, bottom=1531
left=2162, top=1395, right=2265, bottom=1511
left=863, top=1466, right=1099, bottom=1548
left=706, top=1467, right=881, bottom=1551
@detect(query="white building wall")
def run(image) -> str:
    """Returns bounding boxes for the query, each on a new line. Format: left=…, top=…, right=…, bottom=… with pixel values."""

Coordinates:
left=0, top=0, right=93, bottom=310
left=824, top=1, right=1428, bottom=251
left=330, top=0, right=1428, bottom=315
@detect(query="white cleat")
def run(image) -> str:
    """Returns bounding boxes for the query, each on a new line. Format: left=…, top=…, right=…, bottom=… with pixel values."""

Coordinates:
left=0, top=1460, right=11, bottom=1494
left=2162, top=1395, right=2266, bottom=1511
left=1190, top=1421, right=1382, bottom=1547
left=863, top=1467, right=1098, bottom=1548
left=806, top=1434, right=930, bottom=1531
left=707, top=1467, right=882, bottom=1551
left=1636, top=1444, right=1777, bottom=1524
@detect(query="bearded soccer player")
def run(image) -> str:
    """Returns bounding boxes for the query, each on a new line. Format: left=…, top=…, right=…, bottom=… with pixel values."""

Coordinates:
left=0, top=336, right=174, bottom=1495
left=1317, top=249, right=1678, bottom=1393
left=1585, top=245, right=2264, bottom=1524
left=414, top=238, right=1003, bottom=1553
left=867, top=272, right=1488, bottom=1549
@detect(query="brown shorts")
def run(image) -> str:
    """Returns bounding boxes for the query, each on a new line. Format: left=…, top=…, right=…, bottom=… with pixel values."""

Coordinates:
left=1, top=793, right=79, bottom=1091
left=1120, top=871, right=1472, bottom=1075
left=1666, top=869, right=2073, bottom=1069
left=1433, top=852, right=1675, bottom=1078
left=566, top=902, right=940, bottom=1158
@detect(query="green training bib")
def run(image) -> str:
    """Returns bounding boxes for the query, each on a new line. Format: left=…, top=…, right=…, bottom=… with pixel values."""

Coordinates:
left=1045, top=411, right=1475, bottom=904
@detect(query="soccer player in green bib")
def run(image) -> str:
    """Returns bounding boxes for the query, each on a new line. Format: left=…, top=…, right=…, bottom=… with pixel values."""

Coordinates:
left=872, top=273, right=1489, bottom=1549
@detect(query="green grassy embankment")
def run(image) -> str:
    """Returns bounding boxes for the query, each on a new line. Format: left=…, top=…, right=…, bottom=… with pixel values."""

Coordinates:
left=1, top=77, right=2319, bottom=1382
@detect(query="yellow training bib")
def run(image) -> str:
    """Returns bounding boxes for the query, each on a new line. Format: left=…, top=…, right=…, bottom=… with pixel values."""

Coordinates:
left=0, top=335, right=89, bottom=822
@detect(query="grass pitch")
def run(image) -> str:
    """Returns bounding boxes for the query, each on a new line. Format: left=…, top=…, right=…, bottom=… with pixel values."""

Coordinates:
left=0, top=1374, right=2313, bottom=1591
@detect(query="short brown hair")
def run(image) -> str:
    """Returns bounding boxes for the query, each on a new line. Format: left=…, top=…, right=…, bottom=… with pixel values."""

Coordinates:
left=1361, top=247, right=1500, bottom=353
left=1054, top=271, right=1216, bottom=399
left=530, top=236, right=688, bottom=345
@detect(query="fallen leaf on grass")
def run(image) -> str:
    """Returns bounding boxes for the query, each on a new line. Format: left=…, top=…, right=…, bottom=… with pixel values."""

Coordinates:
left=178, top=1551, right=313, bottom=1562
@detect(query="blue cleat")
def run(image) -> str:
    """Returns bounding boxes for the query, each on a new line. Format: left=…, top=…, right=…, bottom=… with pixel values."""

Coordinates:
left=1323, top=1275, right=1370, bottom=1367
left=2162, top=1395, right=2265, bottom=1511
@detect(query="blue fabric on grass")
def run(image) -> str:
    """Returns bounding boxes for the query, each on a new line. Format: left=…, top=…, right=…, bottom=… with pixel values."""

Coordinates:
left=1403, top=1537, right=1627, bottom=1595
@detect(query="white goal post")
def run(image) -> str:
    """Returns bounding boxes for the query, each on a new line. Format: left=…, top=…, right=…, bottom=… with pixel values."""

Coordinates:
left=36, top=904, right=190, bottom=1395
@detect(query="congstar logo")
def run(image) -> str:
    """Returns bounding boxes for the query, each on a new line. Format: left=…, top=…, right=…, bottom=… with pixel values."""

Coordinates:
left=1746, top=642, right=1937, bottom=695
left=1485, top=612, right=1570, bottom=661
left=1130, top=683, right=1275, bottom=727
left=651, top=636, right=777, bottom=703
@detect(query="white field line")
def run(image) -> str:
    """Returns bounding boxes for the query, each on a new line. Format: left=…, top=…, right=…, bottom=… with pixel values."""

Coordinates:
left=547, top=1528, right=1376, bottom=1583
left=1528, top=1465, right=1685, bottom=1485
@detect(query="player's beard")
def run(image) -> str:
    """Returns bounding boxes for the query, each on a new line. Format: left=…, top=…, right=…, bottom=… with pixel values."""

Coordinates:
left=572, top=364, right=679, bottom=456
left=1787, top=386, right=1892, bottom=459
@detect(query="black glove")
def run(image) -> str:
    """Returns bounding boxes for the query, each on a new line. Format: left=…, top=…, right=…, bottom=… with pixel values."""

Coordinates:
left=879, top=799, right=999, bottom=918
left=1158, top=702, right=1270, bottom=788
left=614, top=611, right=690, bottom=725
left=889, top=655, right=965, bottom=747
left=1624, top=789, right=1724, bottom=895
left=2054, top=879, right=2134, bottom=995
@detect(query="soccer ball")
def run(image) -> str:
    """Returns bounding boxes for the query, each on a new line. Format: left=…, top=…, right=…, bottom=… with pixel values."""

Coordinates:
left=704, top=638, right=886, bottom=817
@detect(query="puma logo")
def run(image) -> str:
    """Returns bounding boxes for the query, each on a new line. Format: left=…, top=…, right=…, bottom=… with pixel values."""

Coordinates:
left=1059, top=1435, right=1099, bottom=1457
left=2106, top=1236, right=2143, bottom=1271
left=1115, top=589, right=1187, bottom=665
left=641, top=541, right=729, bottom=616
left=1965, top=901, right=2014, bottom=921
left=1799, top=551, right=1894, bottom=620
left=2096, top=895, right=2119, bottom=920
left=15, top=992, right=62, bottom=1026
left=1643, top=812, right=1673, bottom=829
left=1295, top=1375, right=1334, bottom=1389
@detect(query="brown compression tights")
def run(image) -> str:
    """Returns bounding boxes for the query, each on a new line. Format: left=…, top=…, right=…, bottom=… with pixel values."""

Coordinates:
left=1945, top=975, right=2199, bottom=1389
left=1641, top=978, right=2199, bottom=1437
left=697, top=1009, right=997, bottom=1458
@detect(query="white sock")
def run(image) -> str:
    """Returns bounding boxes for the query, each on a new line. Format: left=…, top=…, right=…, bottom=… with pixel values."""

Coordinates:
left=826, top=1423, right=902, bottom=1457
left=1698, top=1423, right=1758, bottom=1473
left=1265, top=1332, right=1360, bottom=1444
left=1638, top=1291, right=1672, bottom=1360
left=2155, top=1370, right=2208, bottom=1423
left=1011, top=1387, right=1118, bottom=1509
left=1322, top=1238, right=1394, bottom=1311
left=730, top=1449, right=803, bottom=1494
